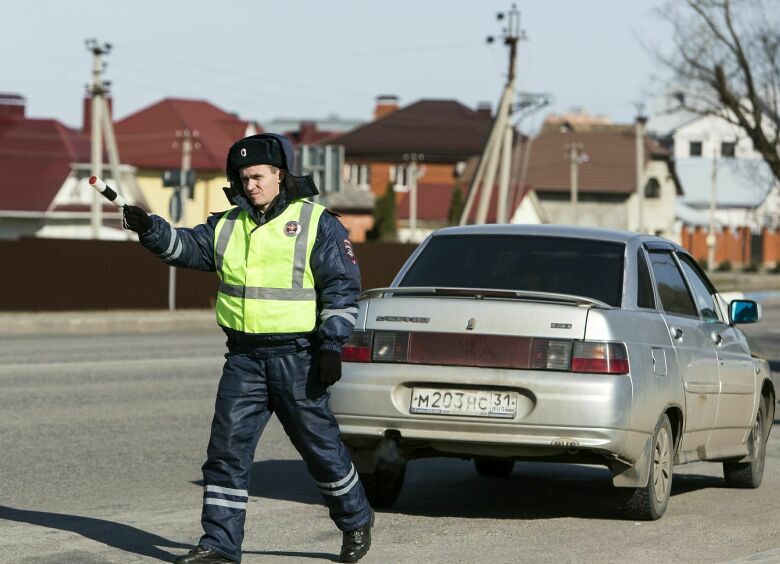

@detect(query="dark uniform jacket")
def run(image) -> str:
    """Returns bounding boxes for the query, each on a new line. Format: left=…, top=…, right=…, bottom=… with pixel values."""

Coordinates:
left=138, top=166, right=360, bottom=353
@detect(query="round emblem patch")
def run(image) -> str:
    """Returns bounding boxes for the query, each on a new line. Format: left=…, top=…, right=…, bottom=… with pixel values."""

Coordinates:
left=284, top=221, right=302, bottom=237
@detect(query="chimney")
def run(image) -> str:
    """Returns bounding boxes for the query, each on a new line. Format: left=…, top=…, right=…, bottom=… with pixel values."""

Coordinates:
left=0, top=93, right=25, bottom=119
left=82, top=95, right=114, bottom=134
left=299, top=120, right=317, bottom=143
left=374, top=95, right=399, bottom=119
left=476, top=101, right=492, bottom=118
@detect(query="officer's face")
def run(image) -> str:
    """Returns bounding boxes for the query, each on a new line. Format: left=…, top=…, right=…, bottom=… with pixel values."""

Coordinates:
left=240, top=164, right=282, bottom=211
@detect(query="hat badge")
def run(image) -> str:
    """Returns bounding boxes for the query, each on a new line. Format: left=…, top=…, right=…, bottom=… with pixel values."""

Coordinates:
left=240, top=148, right=247, bottom=157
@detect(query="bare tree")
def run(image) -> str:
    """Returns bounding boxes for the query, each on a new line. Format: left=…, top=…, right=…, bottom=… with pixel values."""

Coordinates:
left=658, top=0, right=780, bottom=181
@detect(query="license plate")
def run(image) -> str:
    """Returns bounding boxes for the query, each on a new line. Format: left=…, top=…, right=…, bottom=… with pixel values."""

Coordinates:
left=410, top=387, right=517, bottom=418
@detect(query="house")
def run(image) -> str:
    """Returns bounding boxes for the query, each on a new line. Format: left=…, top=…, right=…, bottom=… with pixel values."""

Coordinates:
left=113, top=98, right=258, bottom=226
left=503, top=115, right=681, bottom=239
left=647, top=97, right=780, bottom=266
left=327, top=96, right=493, bottom=241
left=0, top=93, right=143, bottom=240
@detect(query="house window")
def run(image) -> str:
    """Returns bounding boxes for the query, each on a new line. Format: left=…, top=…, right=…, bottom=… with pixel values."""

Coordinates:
left=390, top=164, right=409, bottom=190
left=644, top=177, right=661, bottom=198
left=689, top=141, right=702, bottom=157
left=343, top=163, right=370, bottom=188
left=721, top=141, right=736, bottom=158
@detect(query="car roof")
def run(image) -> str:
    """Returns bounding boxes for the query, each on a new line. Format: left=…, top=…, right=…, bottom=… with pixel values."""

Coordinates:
left=433, top=223, right=682, bottom=248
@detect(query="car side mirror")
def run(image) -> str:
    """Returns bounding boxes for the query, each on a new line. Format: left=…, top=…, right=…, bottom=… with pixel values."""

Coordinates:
left=729, top=299, right=762, bottom=324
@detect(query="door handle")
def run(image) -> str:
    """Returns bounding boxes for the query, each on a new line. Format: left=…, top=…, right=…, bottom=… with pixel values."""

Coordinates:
left=670, top=327, right=683, bottom=341
left=711, top=332, right=723, bottom=346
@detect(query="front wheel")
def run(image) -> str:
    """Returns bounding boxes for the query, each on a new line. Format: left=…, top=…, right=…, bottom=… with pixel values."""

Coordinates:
left=359, top=462, right=406, bottom=508
left=620, top=413, right=674, bottom=520
left=723, top=398, right=767, bottom=488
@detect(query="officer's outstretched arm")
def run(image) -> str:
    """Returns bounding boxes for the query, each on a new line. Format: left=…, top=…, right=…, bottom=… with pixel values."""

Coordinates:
left=311, top=212, right=361, bottom=353
left=136, top=214, right=220, bottom=272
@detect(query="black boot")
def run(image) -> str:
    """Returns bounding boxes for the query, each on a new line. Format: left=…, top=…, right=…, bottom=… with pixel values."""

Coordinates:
left=173, top=545, right=237, bottom=563
left=339, top=514, right=374, bottom=563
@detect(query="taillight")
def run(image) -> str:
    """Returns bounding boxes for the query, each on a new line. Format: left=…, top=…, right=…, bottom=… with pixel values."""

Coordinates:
left=571, top=341, right=629, bottom=374
left=343, top=330, right=373, bottom=362
left=530, top=339, right=572, bottom=371
left=372, top=331, right=409, bottom=362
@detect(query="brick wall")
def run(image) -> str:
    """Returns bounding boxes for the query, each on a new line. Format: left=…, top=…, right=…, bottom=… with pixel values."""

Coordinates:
left=680, top=225, right=780, bottom=266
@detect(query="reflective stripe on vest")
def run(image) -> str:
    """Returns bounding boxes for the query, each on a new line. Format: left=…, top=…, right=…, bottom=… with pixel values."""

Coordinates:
left=212, top=200, right=325, bottom=334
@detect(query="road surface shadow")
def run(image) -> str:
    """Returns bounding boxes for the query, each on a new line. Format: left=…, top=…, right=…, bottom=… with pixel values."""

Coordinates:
left=228, top=458, right=727, bottom=521
left=0, top=505, right=189, bottom=561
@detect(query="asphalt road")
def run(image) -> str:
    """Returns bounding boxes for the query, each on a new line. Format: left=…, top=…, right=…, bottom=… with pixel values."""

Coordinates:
left=0, top=309, right=778, bottom=564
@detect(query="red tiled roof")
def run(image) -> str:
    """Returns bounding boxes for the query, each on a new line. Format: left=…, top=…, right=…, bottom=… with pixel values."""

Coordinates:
left=0, top=116, right=90, bottom=211
left=329, top=99, right=492, bottom=163
left=114, top=98, right=253, bottom=172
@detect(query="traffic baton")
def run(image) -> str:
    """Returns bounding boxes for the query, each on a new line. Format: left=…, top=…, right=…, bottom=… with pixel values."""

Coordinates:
left=88, top=176, right=127, bottom=208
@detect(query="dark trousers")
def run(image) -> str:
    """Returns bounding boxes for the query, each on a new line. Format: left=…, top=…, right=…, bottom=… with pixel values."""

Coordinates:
left=198, top=344, right=372, bottom=562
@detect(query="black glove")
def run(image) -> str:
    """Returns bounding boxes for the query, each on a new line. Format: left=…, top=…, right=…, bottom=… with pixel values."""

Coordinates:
left=317, top=349, right=342, bottom=387
left=122, top=205, right=152, bottom=234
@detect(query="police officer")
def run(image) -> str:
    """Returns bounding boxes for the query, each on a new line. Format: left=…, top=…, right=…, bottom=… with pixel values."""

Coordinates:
left=123, top=133, right=374, bottom=563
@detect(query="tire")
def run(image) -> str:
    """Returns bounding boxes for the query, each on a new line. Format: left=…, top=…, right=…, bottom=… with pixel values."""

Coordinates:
left=359, top=462, right=406, bottom=508
left=620, top=413, right=674, bottom=521
left=723, top=398, right=767, bottom=488
left=474, top=458, right=515, bottom=477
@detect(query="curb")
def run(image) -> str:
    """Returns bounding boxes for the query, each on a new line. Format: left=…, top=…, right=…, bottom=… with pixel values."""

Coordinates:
left=0, top=309, right=217, bottom=336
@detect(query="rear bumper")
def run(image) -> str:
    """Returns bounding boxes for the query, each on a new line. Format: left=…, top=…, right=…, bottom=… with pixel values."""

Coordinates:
left=330, top=362, right=648, bottom=463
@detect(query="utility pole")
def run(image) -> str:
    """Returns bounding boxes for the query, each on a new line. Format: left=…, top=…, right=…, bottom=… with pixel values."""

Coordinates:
left=85, top=39, right=111, bottom=239
left=707, top=144, right=719, bottom=272
left=635, top=110, right=647, bottom=233
left=565, top=143, right=587, bottom=225
left=461, top=4, right=525, bottom=225
left=403, top=153, right=424, bottom=243
left=168, top=129, right=199, bottom=310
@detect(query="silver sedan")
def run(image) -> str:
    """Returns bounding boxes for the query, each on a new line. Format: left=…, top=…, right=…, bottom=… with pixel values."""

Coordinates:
left=330, top=224, right=775, bottom=520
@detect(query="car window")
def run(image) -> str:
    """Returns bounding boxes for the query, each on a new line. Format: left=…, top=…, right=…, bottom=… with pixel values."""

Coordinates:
left=636, top=248, right=656, bottom=309
left=648, top=250, right=698, bottom=318
left=677, top=254, right=720, bottom=322
left=399, top=235, right=625, bottom=307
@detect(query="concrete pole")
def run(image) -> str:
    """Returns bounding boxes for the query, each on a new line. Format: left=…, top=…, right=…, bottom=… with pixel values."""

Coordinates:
left=89, top=53, right=104, bottom=239
left=707, top=147, right=719, bottom=272
left=569, top=145, right=579, bottom=225
left=409, top=159, right=417, bottom=241
left=635, top=116, right=647, bottom=233
left=460, top=84, right=512, bottom=225
left=497, top=123, right=513, bottom=223
left=100, top=97, right=123, bottom=205
left=476, top=108, right=509, bottom=224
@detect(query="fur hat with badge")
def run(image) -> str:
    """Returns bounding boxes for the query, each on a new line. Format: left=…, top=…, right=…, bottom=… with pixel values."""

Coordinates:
left=225, top=133, right=318, bottom=201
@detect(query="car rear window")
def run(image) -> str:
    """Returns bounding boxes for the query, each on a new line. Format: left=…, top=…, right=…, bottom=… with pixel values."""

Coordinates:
left=399, top=235, right=625, bottom=306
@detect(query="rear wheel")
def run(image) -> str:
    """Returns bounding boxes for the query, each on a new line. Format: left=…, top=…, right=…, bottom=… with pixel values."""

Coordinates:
left=474, top=458, right=515, bottom=477
left=620, top=413, right=673, bottom=520
left=723, top=398, right=767, bottom=488
left=359, top=462, right=406, bottom=508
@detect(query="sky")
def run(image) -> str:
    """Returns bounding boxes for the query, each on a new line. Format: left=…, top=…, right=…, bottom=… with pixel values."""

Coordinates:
left=3, top=1, right=673, bottom=133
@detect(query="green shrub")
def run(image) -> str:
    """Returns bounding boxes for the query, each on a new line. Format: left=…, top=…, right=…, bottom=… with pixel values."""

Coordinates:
left=697, top=258, right=709, bottom=271
left=716, top=260, right=733, bottom=272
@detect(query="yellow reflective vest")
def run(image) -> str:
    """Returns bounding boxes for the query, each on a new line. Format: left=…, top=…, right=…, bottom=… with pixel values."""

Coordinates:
left=213, top=200, right=325, bottom=334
